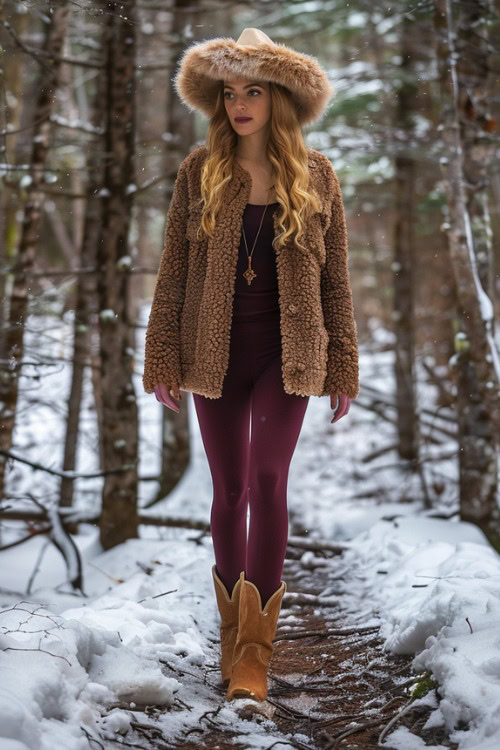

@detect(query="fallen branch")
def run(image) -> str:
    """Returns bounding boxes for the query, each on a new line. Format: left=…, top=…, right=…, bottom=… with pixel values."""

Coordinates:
left=286, top=535, right=352, bottom=554
left=0, top=449, right=135, bottom=479
left=275, top=624, right=381, bottom=642
left=378, top=697, right=415, bottom=745
left=360, top=382, right=456, bottom=422
left=323, top=695, right=407, bottom=749
left=281, top=592, right=342, bottom=609
left=326, top=716, right=390, bottom=749
left=0, top=525, right=50, bottom=551
left=361, top=442, right=400, bottom=462
left=0, top=496, right=84, bottom=593
left=80, top=726, right=105, bottom=750
left=0, top=506, right=211, bottom=533
left=354, top=389, right=456, bottom=441
left=361, top=446, right=457, bottom=467
left=0, top=645, right=71, bottom=665
left=266, top=696, right=312, bottom=719
left=129, top=719, right=163, bottom=739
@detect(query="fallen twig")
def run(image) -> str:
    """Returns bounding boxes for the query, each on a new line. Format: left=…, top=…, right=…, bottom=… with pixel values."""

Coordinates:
left=361, top=442, right=400, bottom=462
left=80, top=725, right=105, bottom=749
left=321, top=695, right=407, bottom=748
left=281, top=592, right=342, bottom=609
left=287, top=535, right=352, bottom=554
left=378, top=697, right=415, bottom=745
left=325, top=716, right=390, bottom=749
left=275, top=624, right=380, bottom=642
left=0, top=448, right=133, bottom=479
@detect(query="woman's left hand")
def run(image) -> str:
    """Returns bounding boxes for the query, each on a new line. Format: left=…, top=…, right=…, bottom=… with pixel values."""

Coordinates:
left=330, top=393, right=351, bottom=423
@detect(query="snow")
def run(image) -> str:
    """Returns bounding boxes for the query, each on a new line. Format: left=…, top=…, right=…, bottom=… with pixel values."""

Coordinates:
left=384, top=724, right=448, bottom=749
left=343, top=517, right=500, bottom=748
left=116, top=255, right=133, bottom=270
left=0, top=539, right=207, bottom=749
left=98, top=308, right=117, bottom=323
left=4, top=513, right=500, bottom=749
left=2, top=308, right=500, bottom=748
left=49, top=114, right=103, bottom=135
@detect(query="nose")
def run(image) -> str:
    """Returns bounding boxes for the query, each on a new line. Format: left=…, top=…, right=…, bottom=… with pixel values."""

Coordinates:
left=231, top=95, right=247, bottom=111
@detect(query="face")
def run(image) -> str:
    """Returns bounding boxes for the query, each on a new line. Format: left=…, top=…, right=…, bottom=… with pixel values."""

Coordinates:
left=223, top=78, right=272, bottom=135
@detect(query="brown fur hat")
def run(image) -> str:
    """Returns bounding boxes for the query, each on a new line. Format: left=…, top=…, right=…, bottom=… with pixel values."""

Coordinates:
left=173, top=27, right=335, bottom=127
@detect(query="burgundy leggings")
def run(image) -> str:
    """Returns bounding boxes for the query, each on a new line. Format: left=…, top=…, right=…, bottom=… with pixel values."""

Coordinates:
left=192, top=314, right=309, bottom=607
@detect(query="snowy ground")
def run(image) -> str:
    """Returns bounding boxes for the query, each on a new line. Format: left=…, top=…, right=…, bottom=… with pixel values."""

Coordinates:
left=1, top=312, right=500, bottom=749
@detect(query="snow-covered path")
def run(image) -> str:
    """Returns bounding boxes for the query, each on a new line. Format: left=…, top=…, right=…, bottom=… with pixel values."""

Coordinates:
left=2, top=337, right=500, bottom=749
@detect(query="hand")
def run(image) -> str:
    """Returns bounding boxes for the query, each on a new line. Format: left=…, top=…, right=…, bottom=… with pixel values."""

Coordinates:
left=330, top=393, right=350, bottom=423
left=154, top=383, right=182, bottom=413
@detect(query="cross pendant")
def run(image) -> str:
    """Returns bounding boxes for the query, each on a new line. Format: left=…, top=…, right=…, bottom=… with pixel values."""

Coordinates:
left=243, top=259, right=257, bottom=285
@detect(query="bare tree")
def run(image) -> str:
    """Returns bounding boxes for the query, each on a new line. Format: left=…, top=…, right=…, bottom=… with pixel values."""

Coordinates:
left=1, top=0, right=48, bottom=364
left=0, top=0, right=70, bottom=498
left=393, top=9, right=419, bottom=466
left=149, top=0, right=199, bottom=506
left=434, top=0, right=500, bottom=544
left=95, top=0, right=139, bottom=548
left=0, top=0, right=7, bottom=340
left=60, top=34, right=105, bottom=510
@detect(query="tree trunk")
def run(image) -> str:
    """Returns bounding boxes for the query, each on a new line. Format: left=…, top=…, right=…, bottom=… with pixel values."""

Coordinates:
left=0, top=0, right=69, bottom=498
left=457, top=1, right=496, bottom=317
left=393, top=12, right=419, bottom=465
left=60, top=62, right=106, bottom=509
left=96, top=0, right=139, bottom=548
left=434, top=0, right=500, bottom=545
left=148, top=0, right=196, bottom=507
left=0, top=0, right=6, bottom=369
left=0, top=0, right=30, bottom=360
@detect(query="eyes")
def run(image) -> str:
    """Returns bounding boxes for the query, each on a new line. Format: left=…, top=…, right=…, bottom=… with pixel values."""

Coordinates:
left=223, top=89, right=261, bottom=99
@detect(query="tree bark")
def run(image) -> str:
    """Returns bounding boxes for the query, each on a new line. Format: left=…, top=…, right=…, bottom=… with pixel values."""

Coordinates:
left=434, top=0, right=500, bottom=545
left=148, top=0, right=197, bottom=507
left=60, top=58, right=105, bottom=509
left=96, top=0, right=139, bottom=547
left=0, top=0, right=70, bottom=498
left=393, top=12, right=419, bottom=465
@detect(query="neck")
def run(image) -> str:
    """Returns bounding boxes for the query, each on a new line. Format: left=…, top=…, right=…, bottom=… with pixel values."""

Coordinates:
left=234, top=129, right=270, bottom=165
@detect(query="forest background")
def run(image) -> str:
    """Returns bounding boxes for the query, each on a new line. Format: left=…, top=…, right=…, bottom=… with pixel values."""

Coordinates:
left=0, top=0, right=499, bottom=573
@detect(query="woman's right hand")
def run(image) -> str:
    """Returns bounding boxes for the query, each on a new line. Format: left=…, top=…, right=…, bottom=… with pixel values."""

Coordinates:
left=154, top=382, right=181, bottom=413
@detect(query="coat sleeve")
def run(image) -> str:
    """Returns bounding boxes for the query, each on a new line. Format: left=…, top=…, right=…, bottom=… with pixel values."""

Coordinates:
left=142, top=160, right=189, bottom=394
left=320, top=162, right=360, bottom=400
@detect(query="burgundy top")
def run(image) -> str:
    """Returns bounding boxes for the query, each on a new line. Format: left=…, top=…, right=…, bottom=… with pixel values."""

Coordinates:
left=233, top=202, right=280, bottom=323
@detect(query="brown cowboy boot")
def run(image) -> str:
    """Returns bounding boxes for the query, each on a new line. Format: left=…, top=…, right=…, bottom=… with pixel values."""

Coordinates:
left=226, top=571, right=286, bottom=702
left=212, top=565, right=243, bottom=687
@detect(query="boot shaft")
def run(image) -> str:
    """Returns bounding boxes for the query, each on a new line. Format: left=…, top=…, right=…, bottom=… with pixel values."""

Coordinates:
left=234, top=573, right=286, bottom=652
left=212, top=565, right=241, bottom=617
left=227, top=572, right=287, bottom=702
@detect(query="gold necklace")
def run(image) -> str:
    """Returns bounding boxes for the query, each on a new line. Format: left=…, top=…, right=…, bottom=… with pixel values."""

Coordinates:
left=242, top=186, right=274, bottom=286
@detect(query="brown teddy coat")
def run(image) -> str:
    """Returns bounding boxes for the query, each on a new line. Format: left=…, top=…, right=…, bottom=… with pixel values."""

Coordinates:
left=142, top=145, right=359, bottom=400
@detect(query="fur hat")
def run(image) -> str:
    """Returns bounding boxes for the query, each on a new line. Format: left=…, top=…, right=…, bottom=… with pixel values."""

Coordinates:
left=173, top=27, right=335, bottom=127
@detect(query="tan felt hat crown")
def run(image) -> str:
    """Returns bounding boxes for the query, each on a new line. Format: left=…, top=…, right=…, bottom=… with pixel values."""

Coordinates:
left=173, top=27, right=335, bottom=127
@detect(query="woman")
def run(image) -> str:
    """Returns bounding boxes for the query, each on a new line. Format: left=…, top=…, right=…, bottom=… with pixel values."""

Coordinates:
left=142, top=28, right=359, bottom=702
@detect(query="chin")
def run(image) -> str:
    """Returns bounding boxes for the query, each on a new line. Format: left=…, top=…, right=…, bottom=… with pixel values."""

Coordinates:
left=236, top=122, right=264, bottom=134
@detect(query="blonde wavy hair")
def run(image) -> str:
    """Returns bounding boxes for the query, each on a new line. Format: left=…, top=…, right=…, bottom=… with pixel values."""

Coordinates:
left=193, top=81, right=322, bottom=252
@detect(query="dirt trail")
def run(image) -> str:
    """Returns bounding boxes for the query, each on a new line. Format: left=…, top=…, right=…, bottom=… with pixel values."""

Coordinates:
left=166, top=545, right=458, bottom=750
